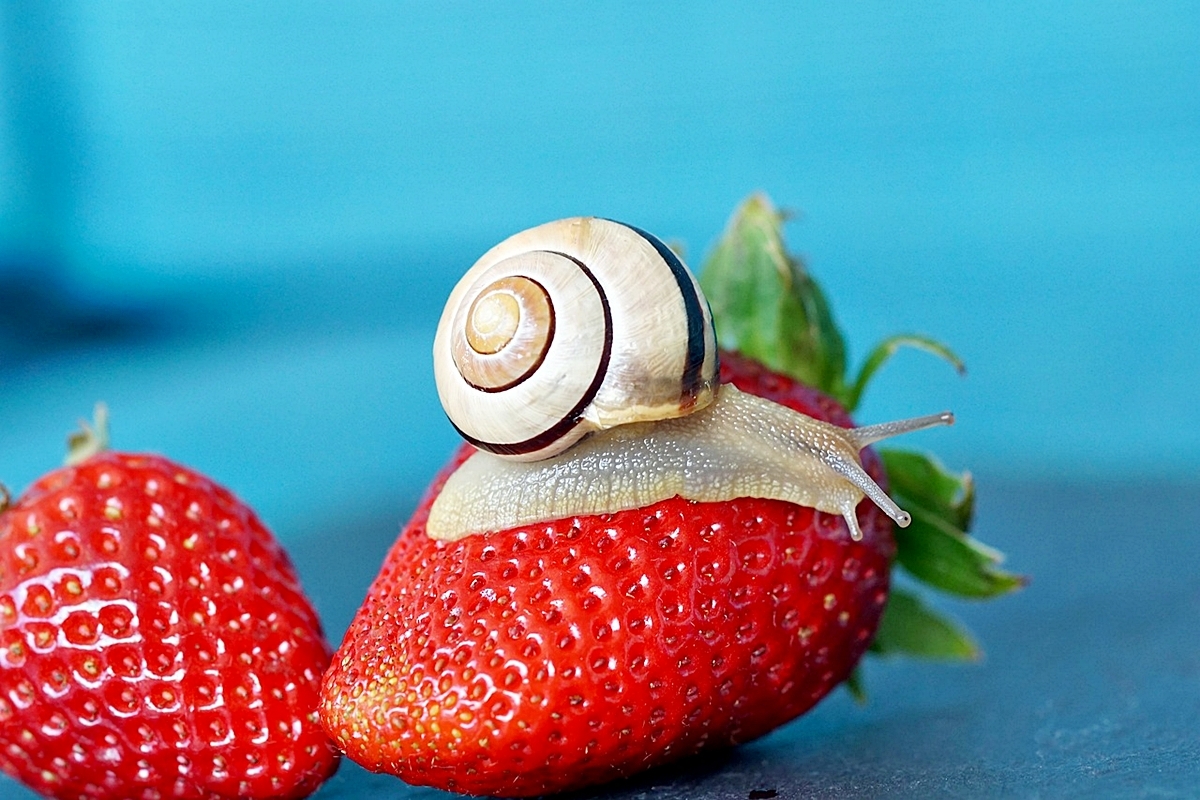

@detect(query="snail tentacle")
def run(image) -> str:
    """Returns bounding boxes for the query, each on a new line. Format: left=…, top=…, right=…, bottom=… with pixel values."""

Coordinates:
left=847, top=412, right=955, bottom=448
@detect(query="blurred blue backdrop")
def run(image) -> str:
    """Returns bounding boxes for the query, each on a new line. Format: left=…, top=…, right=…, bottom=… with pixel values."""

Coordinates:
left=2, top=2, right=1198, bottom=530
left=1, top=4, right=1199, bottom=798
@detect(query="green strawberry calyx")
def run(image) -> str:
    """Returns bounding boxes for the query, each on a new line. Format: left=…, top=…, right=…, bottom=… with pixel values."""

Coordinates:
left=0, top=403, right=110, bottom=514
left=698, top=192, right=1024, bottom=679
left=65, top=402, right=111, bottom=466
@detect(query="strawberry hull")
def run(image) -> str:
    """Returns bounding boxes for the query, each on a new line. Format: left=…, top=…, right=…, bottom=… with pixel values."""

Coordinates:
left=321, top=443, right=894, bottom=797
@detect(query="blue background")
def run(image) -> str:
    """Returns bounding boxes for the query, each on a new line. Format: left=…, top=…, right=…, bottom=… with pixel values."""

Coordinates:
left=4, top=1, right=1198, bottom=489
left=1, top=3, right=1198, bottom=798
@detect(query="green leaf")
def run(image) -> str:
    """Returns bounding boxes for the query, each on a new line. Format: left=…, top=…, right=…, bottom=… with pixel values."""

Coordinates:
left=871, top=588, right=980, bottom=661
left=881, top=448, right=1023, bottom=599
left=847, top=334, right=967, bottom=411
left=844, top=666, right=868, bottom=704
left=893, top=508, right=1026, bottom=599
left=881, top=449, right=975, bottom=532
left=698, top=193, right=849, bottom=401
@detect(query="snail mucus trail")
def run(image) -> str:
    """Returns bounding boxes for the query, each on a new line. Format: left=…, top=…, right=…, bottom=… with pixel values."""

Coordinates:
left=428, top=217, right=952, bottom=543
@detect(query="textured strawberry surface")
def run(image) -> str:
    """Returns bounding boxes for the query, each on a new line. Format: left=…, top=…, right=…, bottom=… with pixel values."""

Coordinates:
left=0, top=453, right=339, bottom=800
left=321, top=354, right=895, bottom=797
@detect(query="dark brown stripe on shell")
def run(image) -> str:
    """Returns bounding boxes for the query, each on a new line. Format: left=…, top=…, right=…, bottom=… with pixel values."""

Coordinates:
left=608, top=221, right=713, bottom=404
left=462, top=277, right=556, bottom=394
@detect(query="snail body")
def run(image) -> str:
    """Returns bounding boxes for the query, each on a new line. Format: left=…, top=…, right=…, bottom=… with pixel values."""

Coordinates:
left=427, top=385, right=951, bottom=542
left=430, top=217, right=952, bottom=542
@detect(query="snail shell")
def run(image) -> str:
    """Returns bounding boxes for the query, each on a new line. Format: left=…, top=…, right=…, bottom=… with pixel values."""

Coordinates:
left=433, top=217, right=719, bottom=461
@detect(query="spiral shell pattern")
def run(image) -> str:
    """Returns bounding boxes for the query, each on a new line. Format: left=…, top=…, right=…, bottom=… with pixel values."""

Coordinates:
left=434, top=217, right=720, bottom=461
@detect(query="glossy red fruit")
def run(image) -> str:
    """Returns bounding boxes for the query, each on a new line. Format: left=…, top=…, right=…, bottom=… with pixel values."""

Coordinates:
left=320, top=353, right=894, bottom=797
left=0, top=452, right=339, bottom=800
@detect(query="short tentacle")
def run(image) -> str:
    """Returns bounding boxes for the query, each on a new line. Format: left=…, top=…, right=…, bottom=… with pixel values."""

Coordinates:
left=840, top=502, right=865, bottom=542
left=821, top=450, right=912, bottom=530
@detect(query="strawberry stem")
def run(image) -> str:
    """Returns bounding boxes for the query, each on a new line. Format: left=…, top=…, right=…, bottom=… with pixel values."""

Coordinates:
left=0, top=483, right=9, bottom=514
left=846, top=334, right=967, bottom=412
left=65, top=403, right=111, bottom=466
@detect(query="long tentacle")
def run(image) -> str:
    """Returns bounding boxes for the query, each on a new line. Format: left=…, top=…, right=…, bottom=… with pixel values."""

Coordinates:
left=848, top=411, right=953, bottom=448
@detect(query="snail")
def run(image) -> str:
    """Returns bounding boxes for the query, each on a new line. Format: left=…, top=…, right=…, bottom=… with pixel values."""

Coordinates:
left=428, top=217, right=952, bottom=543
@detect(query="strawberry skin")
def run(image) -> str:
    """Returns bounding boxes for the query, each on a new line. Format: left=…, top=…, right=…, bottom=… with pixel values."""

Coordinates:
left=0, top=452, right=339, bottom=800
left=320, top=353, right=894, bottom=797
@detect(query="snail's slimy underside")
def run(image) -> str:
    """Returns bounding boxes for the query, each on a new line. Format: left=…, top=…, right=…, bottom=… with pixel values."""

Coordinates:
left=426, top=385, right=952, bottom=543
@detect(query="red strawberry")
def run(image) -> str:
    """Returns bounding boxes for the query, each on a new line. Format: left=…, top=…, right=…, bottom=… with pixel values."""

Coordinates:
left=320, top=353, right=895, bottom=796
left=322, top=195, right=1020, bottom=796
left=0, top=412, right=339, bottom=799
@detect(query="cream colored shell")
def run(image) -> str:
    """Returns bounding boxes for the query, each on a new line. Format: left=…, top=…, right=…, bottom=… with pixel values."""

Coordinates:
left=434, top=217, right=719, bottom=461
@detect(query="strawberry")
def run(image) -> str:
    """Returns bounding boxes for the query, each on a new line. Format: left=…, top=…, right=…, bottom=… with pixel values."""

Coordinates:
left=322, top=358, right=896, bottom=796
left=320, top=194, right=1022, bottom=796
left=0, top=409, right=339, bottom=800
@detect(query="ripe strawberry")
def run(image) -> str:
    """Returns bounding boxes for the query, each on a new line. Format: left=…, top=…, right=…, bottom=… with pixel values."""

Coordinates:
left=321, top=194, right=1020, bottom=796
left=0, top=414, right=339, bottom=799
left=321, top=352, right=895, bottom=796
